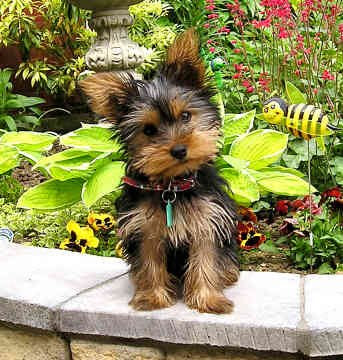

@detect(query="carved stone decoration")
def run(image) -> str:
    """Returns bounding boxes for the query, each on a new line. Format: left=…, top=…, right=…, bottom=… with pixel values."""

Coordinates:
left=68, top=0, right=147, bottom=72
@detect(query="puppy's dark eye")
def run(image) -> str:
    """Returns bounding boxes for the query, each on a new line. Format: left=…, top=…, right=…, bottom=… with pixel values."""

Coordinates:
left=180, top=111, right=191, bottom=123
left=143, top=124, right=157, bottom=136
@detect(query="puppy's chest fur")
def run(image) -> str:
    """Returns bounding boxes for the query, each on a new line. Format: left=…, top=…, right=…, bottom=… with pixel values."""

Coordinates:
left=118, top=191, right=235, bottom=248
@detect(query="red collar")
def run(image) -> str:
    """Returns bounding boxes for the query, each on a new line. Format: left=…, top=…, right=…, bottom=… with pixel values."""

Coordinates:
left=122, top=175, right=196, bottom=192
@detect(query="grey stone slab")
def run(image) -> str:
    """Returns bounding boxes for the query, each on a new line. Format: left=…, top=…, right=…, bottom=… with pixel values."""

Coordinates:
left=57, top=271, right=301, bottom=353
left=303, top=274, right=343, bottom=357
left=0, top=243, right=128, bottom=330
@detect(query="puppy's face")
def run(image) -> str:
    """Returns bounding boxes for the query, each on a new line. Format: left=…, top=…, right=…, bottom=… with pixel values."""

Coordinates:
left=80, top=30, right=220, bottom=180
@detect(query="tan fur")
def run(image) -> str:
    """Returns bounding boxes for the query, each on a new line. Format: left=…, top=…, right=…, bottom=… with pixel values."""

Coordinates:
left=118, top=203, right=177, bottom=311
left=79, top=72, right=131, bottom=122
left=118, top=196, right=238, bottom=313
left=166, top=29, right=206, bottom=86
left=133, top=129, right=219, bottom=180
left=184, top=243, right=234, bottom=314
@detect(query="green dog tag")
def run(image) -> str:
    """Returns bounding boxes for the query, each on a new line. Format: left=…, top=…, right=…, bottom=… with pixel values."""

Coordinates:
left=166, top=200, right=173, bottom=228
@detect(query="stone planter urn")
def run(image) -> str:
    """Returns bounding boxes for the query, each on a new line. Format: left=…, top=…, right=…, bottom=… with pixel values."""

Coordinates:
left=68, top=0, right=147, bottom=72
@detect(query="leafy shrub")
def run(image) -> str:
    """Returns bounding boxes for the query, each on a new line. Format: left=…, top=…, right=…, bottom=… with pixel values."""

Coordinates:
left=129, top=1, right=178, bottom=76
left=0, top=0, right=95, bottom=99
left=0, top=195, right=119, bottom=256
left=0, top=68, right=45, bottom=130
left=0, top=175, right=23, bottom=203
left=218, top=110, right=315, bottom=206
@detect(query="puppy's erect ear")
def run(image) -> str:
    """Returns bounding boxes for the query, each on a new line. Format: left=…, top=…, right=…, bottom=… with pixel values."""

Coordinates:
left=79, top=72, right=138, bottom=123
left=163, top=28, right=206, bottom=88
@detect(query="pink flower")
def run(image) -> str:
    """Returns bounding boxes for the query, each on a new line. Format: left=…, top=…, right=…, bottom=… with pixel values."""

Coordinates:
left=322, top=70, right=335, bottom=81
left=233, top=48, right=241, bottom=54
left=209, top=47, right=216, bottom=53
left=208, top=13, right=219, bottom=19
left=242, top=79, right=251, bottom=87
left=246, top=86, right=254, bottom=93
left=203, top=23, right=210, bottom=29
left=205, top=5, right=215, bottom=11
left=278, top=27, right=289, bottom=38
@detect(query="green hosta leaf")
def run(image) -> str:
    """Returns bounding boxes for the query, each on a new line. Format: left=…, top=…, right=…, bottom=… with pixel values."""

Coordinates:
left=220, top=168, right=260, bottom=206
left=35, top=149, right=101, bottom=169
left=82, top=161, right=125, bottom=207
left=60, top=126, right=120, bottom=152
left=17, top=178, right=84, bottom=211
left=221, top=155, right=249, bottom=170
left=0, top=144, right=20, bottom=174
left=222, top=109, right=255, bottom=146
left=19, top=151, right=42, bottom=163
left=0, top=131, right=56, bottom=152
left=49, top=166, right=92, bottom=181
left=0, top=115, right=17, bottom=131
left=285, top=81, right=307, bottom=104
left=257, top=166, right=305, bottom=178
left=230, top=129, right=288, bottom=170
left=257, top=172, right=316, bottom=196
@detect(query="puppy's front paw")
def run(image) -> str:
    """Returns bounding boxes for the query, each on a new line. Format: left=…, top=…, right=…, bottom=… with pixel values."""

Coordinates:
left=185, top=291, right=234, bottom=314
left=130, top=288, right=176, bottom=311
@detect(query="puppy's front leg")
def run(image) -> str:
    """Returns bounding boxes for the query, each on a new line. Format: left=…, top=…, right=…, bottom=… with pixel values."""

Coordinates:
left=184, top=241, right=234, bottom=314
left=129, top=231, right=177, bottom=311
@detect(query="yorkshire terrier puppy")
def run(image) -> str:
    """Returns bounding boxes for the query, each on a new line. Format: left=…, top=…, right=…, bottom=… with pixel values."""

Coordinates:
left=80, top=29, right=239, bottom=314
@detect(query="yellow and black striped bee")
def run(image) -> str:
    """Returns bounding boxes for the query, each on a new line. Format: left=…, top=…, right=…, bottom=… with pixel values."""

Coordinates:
left=262, top=97, right=340, bottom=140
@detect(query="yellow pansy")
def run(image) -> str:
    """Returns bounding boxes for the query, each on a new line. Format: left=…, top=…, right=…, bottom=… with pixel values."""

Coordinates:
left=87, top=212, right=116, bottom=232
left=60, top=220, right=99, bottom=253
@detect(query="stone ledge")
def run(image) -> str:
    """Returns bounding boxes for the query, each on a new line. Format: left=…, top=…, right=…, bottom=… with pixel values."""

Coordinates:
left=0, top=243, right=342, bottom=357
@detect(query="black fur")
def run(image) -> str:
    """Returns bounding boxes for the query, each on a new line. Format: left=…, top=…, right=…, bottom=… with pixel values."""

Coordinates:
left=116, top=163, right=238, bottom=280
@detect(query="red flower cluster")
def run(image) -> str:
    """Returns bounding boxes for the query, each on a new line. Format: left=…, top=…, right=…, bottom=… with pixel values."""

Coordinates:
left=275, top=196, right=322, bottom=216
left=226, top=0, right=246, bottom=29
left=322, top=70, right=335, bottom=81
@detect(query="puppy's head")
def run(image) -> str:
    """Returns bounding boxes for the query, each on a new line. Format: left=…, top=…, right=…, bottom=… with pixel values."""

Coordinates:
left=80, top=29, right=220, bottom=181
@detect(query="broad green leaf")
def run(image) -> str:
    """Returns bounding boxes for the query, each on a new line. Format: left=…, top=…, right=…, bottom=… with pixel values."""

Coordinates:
left=15, top=94, right=45, bottom=107
left=285, top=81, right=307, bottom=104
left=82, top=161, right=125, bottom=207
left=17, top=178, right=84, bottom=211
left=15, top=115, right=40, bottom=125
left=259, top=240, right=279, bottom=254
left=221, top=155, right=249, bottom=170
left=35, top=149, right=102, bottom=169
left=257, top=172, right=316, bottom=196
left=257, top=166, right=305, bottom=178
left=318, top=263, right=334, bottom=274
left=49, top=166, right=92, bottom=181
left=222, top=110, right=255, bottom=146
left=220, top=168, right=260, bottom=206
left=230, top=129, right=288, bottom=169
left=60, top=126, right=120, bottom=152
left=5, top=99, right=24, bottom=109
left=0, top=131, right=56, bottom=152
left=19, top=150, right=42, bottom=163
left=0, top=144, right=20, bottom=174
left=0, top=115, right=17, bottom=131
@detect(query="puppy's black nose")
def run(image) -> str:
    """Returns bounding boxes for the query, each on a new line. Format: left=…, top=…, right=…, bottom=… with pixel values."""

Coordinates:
left=170, top=144, right=187, bottom=160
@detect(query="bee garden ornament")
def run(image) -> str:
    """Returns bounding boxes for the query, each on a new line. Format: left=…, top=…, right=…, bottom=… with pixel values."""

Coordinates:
left=262, top=97, right=340, bottom=140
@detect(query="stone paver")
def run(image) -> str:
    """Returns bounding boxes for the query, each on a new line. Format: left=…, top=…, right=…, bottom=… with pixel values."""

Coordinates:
left=57, top=272, right=301, bottom=353
left=0, top=243, right=128, bottom=329
left=70, top=339, right=165, bottom=360
left=303, top=274, right=343, bottom=357
left=0, top=323, right=70, bottom=360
